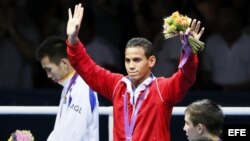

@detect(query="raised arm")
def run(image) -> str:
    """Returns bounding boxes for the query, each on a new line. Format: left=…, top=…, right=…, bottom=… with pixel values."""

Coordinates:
left=66, top=3, right=123, bottom=101
left=162, top=19, right=205, bottom=104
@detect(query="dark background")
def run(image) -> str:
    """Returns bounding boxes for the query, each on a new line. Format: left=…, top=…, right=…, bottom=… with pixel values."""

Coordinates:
left=1, top=0, right=250, bottom=140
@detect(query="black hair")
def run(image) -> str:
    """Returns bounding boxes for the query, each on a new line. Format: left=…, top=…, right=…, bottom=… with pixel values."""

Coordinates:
left=36, top=36, right=66, bottom=64
left=125, top=37, right=155, bottom=58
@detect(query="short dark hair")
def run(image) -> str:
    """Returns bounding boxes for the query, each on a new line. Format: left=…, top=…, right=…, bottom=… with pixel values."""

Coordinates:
left=125, top=37, right=155, bottom=58
left=185, top=99, right=224, bottom=136
left=36, top=36, right=66, bottom=64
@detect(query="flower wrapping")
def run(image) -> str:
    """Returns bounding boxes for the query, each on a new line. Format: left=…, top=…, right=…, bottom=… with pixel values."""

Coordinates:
left=8, top=130, right=34, bottom=141
left=163, top=11, right=204, bottom=54
left=178, top=34, right=192, bottom=68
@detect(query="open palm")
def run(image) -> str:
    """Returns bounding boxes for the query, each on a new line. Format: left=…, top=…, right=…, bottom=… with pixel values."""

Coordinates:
left=67, top=4, right=84, bottom=38
left=189, top=19, right=204, bottom=40
left=180, top=19, right=205, bottom=44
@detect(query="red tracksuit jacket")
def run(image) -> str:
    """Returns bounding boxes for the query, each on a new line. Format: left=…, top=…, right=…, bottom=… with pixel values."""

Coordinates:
left=67, top=40, right=198, bottom=141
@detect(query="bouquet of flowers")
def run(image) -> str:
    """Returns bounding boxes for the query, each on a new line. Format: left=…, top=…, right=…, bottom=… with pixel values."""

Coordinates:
left=8, top=130, right=34, bottom=141
left=163, top=11, right=204, bottom=54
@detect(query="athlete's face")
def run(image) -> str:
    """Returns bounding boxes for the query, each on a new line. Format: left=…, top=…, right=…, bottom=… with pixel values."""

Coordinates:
left=125, top=46, right=155, bottom=87
left=183, top=113, right=201, bottom=141
left=41, top=56, right=68, bottom=83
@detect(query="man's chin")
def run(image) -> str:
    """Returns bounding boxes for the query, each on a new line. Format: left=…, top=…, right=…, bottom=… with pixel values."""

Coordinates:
left=129, top=75, right=138, bottom=80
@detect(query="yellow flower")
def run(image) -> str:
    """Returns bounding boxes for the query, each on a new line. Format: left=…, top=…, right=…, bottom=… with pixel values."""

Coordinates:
left=171, top=11, right=180, bottom=20
left=177, top=16, right=191, bottom=26
left=8, top=136, right=13, bottom=141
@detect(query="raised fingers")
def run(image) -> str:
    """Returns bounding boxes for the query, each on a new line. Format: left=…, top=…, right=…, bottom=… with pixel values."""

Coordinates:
left=73, top=4, right=78, bottom=18
left=68, top=8, right=72, bottom=20
left=76, top=4, right=83, bottom=19
left=190, top=19, right=197, bottom=31
left=197, top=27, right=205, bottom=39
left=195, top=21, right=201, bottom=33
left=191, top=19, right=202, bottom=33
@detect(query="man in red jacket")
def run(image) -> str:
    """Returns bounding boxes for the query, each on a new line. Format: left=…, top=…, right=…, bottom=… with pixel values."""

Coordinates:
left=66, top=3, right=204, bottom=141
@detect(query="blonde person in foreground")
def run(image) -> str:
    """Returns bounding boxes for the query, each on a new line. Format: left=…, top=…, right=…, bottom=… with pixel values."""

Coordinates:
left=66, top=3, right=205, bottom=141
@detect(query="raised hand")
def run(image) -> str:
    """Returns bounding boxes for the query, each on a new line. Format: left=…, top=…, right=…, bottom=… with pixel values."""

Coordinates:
left=189, top=19, right=205, bottom=40
left=67, top=3, right=84, bottom=44
left=179, top=19, right=205, bottom=54
left=180, top=19, right=205, bottom=42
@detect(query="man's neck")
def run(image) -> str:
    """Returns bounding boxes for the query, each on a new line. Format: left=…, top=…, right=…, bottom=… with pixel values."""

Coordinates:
left=204, top=133, right=220, bottom=141
left=132, top=73, right=152, bottom=88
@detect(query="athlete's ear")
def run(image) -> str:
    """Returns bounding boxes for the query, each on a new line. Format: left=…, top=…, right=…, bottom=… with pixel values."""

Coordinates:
left=148, top=55, right=156, bottom=68
left=197, top=123, right=205, bottom=134
left=60, top=58, right=69, bottom=65
left=60, top=58, right=71, bottom=69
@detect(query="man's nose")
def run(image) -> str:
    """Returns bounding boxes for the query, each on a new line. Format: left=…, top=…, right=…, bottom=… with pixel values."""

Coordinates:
left=128, top=62, right=135, bottom=69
